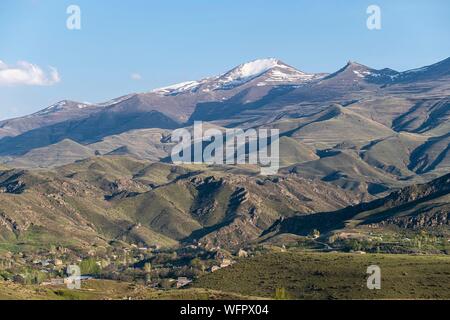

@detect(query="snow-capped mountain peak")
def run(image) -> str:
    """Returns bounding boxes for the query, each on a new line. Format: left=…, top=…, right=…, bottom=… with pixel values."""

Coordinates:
left=323, top=61, right=400, bottom=84
left=221, top=58, right=284, bottom=80
left=215, top=58, right=324, bottom=88
left=151, top=58, right=323, bottom=96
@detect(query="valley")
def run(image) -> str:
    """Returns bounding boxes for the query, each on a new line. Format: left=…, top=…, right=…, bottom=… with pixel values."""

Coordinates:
left=0, top=56, right=449, bottom=300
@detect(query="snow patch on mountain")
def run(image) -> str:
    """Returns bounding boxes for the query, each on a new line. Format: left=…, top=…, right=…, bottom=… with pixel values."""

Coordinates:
left=215, top=58, right=289, bottom=88
left=258, top=68, right=321, bottom=86
left=34, top=100, right=93, bottom=116
left=353, top=70, right=372, bottom=78
left=224, top=58, right=282, bottom=80
left=152, top=80, right=204, bottom=95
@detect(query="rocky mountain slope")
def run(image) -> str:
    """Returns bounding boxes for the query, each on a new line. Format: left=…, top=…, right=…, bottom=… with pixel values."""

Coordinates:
left=0, top=156, right=362, bottom=252
left=266, top=173, right=450, bottom=239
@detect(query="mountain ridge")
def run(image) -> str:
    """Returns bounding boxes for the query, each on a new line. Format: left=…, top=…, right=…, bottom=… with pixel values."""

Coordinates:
left=0, top=56, right=450, bottom=197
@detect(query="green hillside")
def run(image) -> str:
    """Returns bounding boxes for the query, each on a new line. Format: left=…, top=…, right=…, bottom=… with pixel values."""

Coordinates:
left=194, top=251, right=450, bottom=299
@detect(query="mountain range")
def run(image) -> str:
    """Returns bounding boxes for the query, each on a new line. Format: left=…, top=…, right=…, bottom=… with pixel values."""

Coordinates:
left=0, top=56, right=449, bottom=251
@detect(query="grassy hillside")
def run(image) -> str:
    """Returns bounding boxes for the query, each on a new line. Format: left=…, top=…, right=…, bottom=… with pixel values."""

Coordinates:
left=193, top=251, right=450, bottom=300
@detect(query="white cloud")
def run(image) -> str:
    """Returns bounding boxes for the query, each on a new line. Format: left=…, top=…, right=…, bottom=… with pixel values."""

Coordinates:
left=131, top=73, right=142, bottom=81
left=0, top=60, right=61, bottom=86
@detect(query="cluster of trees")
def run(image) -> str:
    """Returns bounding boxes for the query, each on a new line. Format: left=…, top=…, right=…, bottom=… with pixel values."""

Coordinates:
left=0, top=268, right=49, bottom=285
left=79, top=258, right=102, bottom=275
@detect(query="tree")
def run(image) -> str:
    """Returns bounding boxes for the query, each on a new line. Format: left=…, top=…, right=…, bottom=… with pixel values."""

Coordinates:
left=49, top=245, right=56, bottom=255
left=159, top=279, right=173, bottom=289
left=190, top=258, right=204, bottom=271
left=80, top=258, right=101, bottom=275
left=144, top=262, right=152, bottom=273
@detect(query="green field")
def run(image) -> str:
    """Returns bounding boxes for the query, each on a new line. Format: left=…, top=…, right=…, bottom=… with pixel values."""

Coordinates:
left=193, top=251, right=450, bottom=300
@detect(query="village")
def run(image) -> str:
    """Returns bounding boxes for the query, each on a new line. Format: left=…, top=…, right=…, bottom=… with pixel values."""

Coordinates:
left=2, top=225, right=444, bottom=293
left=0, top=241, right=250, bottom=290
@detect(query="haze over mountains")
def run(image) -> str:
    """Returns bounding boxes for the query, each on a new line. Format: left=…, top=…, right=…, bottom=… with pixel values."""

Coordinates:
left=0, top=56, right=449, bottom=251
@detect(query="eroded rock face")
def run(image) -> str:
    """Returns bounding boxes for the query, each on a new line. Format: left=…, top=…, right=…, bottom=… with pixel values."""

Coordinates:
left=104, top=179, right=150, bottom=200
left=0, top=180, right=25, bottom=194
left=190, top=176, right=224, bottom=219
left=0, top=212, right=21, bottom=233
left=378, top=208, right=450, bottom=229
left=179, top=173, right=362, bottom=249
left=0, top=170, right=28, bottom=194
left=266, top=173, right=450, bottom=240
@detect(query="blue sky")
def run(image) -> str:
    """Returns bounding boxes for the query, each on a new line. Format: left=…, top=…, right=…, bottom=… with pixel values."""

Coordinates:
left=0, top=0, right=449, bottom=120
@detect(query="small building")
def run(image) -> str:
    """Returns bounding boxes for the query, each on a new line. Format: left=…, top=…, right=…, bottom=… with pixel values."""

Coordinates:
left=238, top=249, right=248, bottom=258
left=54, top=259, right=63, bottom=266
left=211, top=266, right=220, bottom=272
left=220, top=259, right=233, bottom=268
left=176, top=277, right=192, bottom=288
left=51, top=278, right=65, bottom=285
